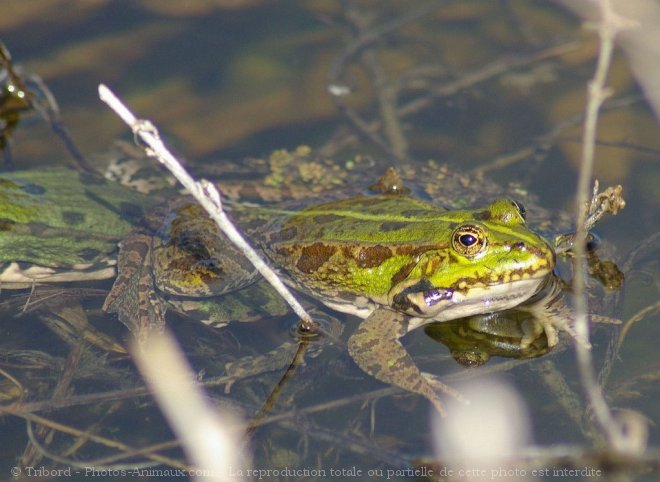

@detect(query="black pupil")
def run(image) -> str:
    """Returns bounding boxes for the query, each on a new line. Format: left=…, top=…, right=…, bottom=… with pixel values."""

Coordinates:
left=459, top=233, right=477, bottom=246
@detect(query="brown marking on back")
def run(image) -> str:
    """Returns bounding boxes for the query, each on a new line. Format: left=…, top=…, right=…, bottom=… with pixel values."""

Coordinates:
left=356, top=245, right=393, bottom=268
left=296, top=242, right=337, bottom=273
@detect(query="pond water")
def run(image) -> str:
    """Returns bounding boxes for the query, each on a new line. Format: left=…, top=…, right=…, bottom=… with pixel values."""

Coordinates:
left=1, top=1, right=658, bottom=481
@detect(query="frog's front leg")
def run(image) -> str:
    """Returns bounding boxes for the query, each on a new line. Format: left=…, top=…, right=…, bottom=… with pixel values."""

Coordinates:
left=347, top=308, right=447, bottom=415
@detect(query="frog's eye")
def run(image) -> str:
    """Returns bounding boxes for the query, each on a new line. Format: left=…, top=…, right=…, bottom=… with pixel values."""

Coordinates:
left=509, top=199, right=526, bottom=221
left=451, top=225, right=487, bottom=257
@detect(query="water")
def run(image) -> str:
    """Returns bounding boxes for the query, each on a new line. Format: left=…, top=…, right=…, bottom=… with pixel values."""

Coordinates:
left=1, top=1, right=658, bottom=481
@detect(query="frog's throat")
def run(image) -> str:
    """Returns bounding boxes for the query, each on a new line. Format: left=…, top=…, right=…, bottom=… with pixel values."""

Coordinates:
left=405, top=275, right=550, bottom=331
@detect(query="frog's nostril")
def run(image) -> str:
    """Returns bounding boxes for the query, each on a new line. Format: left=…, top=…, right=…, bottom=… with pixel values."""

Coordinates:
left=512, top=242, right=525, bottom=251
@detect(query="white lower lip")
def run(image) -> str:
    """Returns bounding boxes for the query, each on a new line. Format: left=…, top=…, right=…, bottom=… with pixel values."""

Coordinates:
left=451, top=278, right=542, bottom=309
left=408, top=276, right=548, bottom=330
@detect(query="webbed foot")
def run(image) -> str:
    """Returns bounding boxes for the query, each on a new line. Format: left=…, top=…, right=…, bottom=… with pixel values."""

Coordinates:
left=347, top=308, right=449, bottom=415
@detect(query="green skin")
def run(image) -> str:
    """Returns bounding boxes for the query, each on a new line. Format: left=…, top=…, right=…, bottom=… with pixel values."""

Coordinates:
left=0, top=168, right=556, bottom=414
left=249, top=195, right=555, bottom=414
left=0, top=169, right=152, bottom=284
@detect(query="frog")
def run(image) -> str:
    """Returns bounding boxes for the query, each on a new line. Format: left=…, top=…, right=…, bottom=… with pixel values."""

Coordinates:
left=0, top=168, right=153, bottom=287
left=0, top=151, right=616, bottom=414
left=259, top=194, right=556, bottom=413
left=100, top=171, right=557, bottom=414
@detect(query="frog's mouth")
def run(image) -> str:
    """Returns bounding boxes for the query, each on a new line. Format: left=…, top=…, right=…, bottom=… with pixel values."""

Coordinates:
left=392, top=273, right=551, bottom=329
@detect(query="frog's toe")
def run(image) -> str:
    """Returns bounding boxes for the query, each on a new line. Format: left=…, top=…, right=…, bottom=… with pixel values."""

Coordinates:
left=421, top=372, right=469, bottom=405
left=542, top=323, right=560, bottom=348
left=561, top=323, right=592, bottom=350
left=519, top=319, right=546, bottom=350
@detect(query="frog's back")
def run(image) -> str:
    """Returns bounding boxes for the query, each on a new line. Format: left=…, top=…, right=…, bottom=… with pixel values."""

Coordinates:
left=0, top=168, right=152, bottom=270
left=272, top=195, right=455, bottom=245
left=258, top=194, right=454, bottom=300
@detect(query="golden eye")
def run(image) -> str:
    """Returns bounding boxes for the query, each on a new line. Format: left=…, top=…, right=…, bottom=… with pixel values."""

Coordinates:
left=451, top=225, right=487, bottom=257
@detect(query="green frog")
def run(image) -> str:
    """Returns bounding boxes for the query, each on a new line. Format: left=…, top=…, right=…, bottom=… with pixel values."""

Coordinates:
left=0, top=161, right=581, bottom=414
left=0, top=168, right=153, bottom=286
left=265, top=194, right=556, bottom=413
left=98, top=172, right=556, bottom=413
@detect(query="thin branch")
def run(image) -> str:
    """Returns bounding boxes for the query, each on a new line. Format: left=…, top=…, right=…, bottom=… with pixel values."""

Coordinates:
left=97, top=84, right=316, bottom=332
left=327, top=1, right=446, bottom=162
left=18, top=411, right=183, bottom=469
left=323, top=41, right=581, bottom=159
left=572, top=0, right=635, bottom=452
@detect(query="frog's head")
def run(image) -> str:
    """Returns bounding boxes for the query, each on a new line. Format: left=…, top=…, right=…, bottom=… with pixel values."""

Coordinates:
left=388, top=199, right=555, bottom=322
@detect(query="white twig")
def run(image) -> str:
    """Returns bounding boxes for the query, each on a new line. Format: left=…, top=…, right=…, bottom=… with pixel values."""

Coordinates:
left=132, top=331, right=248, bottom=481
left=98, top=84, right=316, bottom=330
left=572, top=0, right=631, bottom=452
